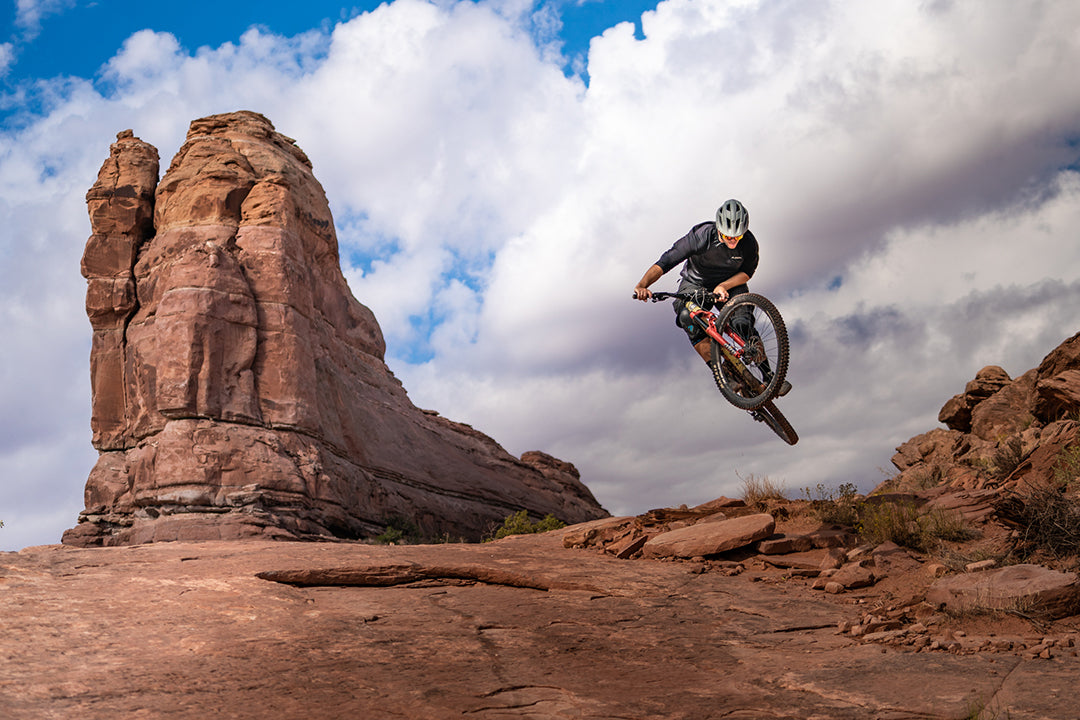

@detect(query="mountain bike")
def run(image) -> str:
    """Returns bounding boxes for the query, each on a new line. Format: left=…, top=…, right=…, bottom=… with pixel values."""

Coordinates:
left=645, top=290, right=798, bottom=445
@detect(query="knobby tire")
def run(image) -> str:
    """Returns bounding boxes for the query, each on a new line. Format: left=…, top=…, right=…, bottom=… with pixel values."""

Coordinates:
left=751, top=401, right=799, bottom=445
left=708, top=293, right=789, bottom=410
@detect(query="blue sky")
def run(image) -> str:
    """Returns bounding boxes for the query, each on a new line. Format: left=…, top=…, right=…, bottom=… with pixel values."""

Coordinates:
left=2, top=0, right=1080, bottom=550
left=1, top=0, right=651, bottom=92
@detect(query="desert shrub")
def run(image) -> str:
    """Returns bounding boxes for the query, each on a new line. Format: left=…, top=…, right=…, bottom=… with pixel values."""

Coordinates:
left=1009, top=485, right=1080, bottom=559
left=911, top=462, right=947, bottom=490
left=741, top=473, right=788, bottom=507
left=374, top=515, right=421, bottom=545
left=964, top=456, right=996, bottom=480
left=487, top=510, right=565, bottom=541
left=857, top=500, right=924, bottom=549
left=855, top=501, right=976, bottom=551
left=990, top=437, right=1024, bottom=480
left=803, top=482, right=859, bottom=526
left=920, top=507, right=978, bottom=544
left=1052, top=444, right=1080, bottom=487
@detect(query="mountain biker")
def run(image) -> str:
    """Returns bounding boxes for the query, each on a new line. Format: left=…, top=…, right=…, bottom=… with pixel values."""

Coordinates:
left=632, top=198, right=791, bottom=396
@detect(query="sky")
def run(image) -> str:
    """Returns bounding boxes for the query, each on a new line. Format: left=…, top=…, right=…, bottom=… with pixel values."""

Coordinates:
left=1, top=0, right=1079, bottom=551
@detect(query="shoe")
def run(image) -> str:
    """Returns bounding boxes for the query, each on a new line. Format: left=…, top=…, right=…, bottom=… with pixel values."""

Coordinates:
left=761, top=368, right=792, bottom=398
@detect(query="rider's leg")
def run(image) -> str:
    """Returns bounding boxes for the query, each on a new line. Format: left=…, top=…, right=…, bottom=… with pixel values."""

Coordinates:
left=693, top=338, right=712, bottom=364
left=672, top=279, right=714, bottom=365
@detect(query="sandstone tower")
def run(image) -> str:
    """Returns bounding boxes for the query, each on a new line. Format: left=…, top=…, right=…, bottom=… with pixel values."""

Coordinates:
left=64, top=111, right=607, bottom=546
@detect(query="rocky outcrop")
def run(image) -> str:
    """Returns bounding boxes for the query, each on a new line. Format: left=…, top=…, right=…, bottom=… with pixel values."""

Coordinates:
left=891, top=332, right=1080, bottom=495
left=64, top=111, right=607, bottom=547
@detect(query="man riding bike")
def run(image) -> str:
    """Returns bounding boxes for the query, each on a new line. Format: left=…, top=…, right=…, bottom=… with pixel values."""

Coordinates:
left=632, top=198, right=791, bottom=397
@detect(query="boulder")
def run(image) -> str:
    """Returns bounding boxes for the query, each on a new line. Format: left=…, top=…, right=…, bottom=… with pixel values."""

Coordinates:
left=691, top=496, right=746, bottom=513
left=937, top=395, right=972, bottom=433
left=830, top=561, right=878, bottom=589
left=937, top=366, right=1011, bottom=433
left=642, top=513, right=775, bottom=559
left=756, top=528, right=855, bottom=555
left=970, top=370, right=1038, bottom=442
left=1035, top=368, right=1080, bottom=422
left=891, top=428, right=962, bottom=472
left=927, top=564, right=1080, bottom=619
left=65, top=112, right=608, bottom=546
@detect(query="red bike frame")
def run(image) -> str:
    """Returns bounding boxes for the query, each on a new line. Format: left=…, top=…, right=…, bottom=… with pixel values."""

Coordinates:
left=683, top=298, right=751, bottom=366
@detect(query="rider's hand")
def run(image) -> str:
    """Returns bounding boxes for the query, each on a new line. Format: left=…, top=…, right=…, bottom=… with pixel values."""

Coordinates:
left=713, top=285, right=729, bottom=302
left=633, top=286, right=653, bottom=301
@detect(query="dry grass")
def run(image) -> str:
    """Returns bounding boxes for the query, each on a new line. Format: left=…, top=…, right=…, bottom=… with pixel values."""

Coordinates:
left=1008, top=485, right=1080, bottom=559
left=740, top=473, right=788, bottom=507
left=990, top=437, right=1025, bottom=481
left=857, top=501, right=977, bottom=552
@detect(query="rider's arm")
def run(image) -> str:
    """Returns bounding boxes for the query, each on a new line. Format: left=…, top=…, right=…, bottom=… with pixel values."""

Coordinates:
left=633, top=264, right=664, bottom=301
left=713, top=272, right=750, bottom=302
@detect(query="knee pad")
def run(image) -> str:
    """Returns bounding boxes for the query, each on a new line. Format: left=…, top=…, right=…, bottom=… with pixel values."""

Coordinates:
left=676, top=310, right=705, bottom=344
left=677, top=306, right=694, bottom=332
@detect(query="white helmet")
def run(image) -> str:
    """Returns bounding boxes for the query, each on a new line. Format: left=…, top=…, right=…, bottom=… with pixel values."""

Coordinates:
left=716, top=199, right=749, bottom=237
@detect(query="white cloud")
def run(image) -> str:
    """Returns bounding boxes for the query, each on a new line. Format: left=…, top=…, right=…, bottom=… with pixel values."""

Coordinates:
left=0, top=43, right=14, bottom=77
left=14, top=0, right=77, bottom=40
left=3, top=0, right=1080, bottom=548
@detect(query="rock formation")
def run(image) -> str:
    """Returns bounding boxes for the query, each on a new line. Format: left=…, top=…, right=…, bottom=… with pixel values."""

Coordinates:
left=64, top=111, right=607, bottom=547
left=889, top=331, right=1080, bottom=495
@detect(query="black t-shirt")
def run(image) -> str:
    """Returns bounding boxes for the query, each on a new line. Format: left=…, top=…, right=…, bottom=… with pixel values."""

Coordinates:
left=655, top=221, right=759, bottom=288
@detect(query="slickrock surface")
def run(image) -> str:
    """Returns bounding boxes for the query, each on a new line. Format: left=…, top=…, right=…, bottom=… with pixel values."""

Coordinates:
left=66, top=111, right=606, bottom=547
left=4, top=533, right=1077, bottom=719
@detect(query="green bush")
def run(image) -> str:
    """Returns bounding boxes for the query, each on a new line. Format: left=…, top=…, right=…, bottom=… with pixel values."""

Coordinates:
left=857, top=500, right=924, bottom=549
left=374, top=515, right=421, bottom=545
left=921, top=507, right=978, bottom=543
left=911, top=462, right=947, bottom=490
left=1052, top=444, right=1080, bottom=487
left=856, top=501, right=975, bottom=551
left=803, top=482, right=859, bottom=526
left=487, top=510, right=565, bottom=541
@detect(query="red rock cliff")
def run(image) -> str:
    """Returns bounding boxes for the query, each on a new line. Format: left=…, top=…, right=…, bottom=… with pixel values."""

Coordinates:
left=64, top=111, right=607, bottom=546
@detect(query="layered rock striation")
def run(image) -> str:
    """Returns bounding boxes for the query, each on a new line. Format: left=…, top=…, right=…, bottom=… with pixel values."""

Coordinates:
left=64, top=111, right=607, bottom=546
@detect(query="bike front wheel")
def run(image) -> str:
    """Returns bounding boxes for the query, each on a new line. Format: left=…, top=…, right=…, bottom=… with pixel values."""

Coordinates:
left=709, top=293, right=789, bottom=410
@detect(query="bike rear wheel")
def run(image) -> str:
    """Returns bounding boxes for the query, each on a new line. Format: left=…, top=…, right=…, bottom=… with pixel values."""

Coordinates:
left=750, top=400, right=799, bottom=445
left=709, top=293, right=789, bottom=410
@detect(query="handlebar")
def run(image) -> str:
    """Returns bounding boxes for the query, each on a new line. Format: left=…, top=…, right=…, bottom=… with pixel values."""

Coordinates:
left=635, top=290, right=719, bottom=304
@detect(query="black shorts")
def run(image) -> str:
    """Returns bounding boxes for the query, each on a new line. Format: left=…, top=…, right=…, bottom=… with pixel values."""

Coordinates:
left=671, top=278, right=750, bottom=345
